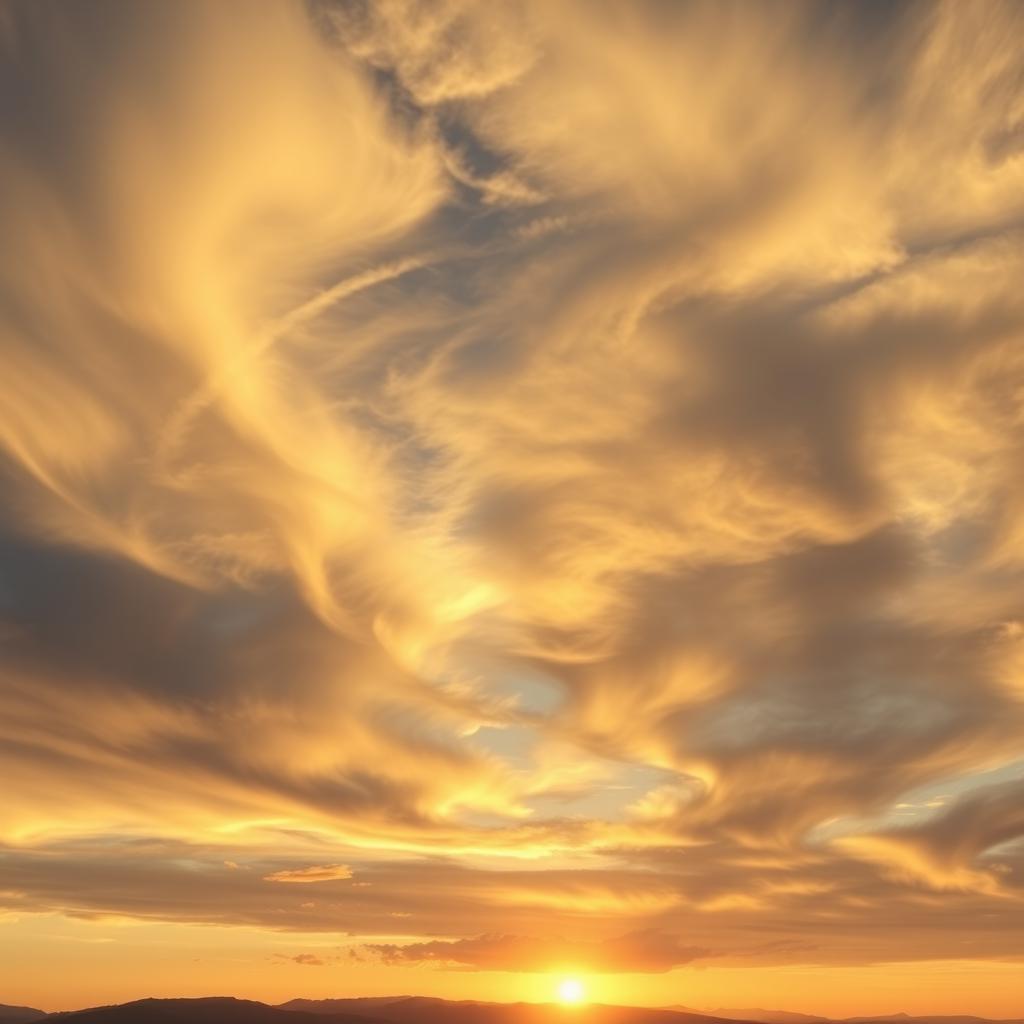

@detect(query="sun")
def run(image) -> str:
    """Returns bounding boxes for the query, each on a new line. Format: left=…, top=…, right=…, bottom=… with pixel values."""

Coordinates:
left=557, top=977, right=587, bottom=1005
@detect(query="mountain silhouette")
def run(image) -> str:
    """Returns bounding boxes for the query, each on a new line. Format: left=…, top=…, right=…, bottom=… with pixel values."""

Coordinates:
left=666, top=1010, right=828, bottom=1024
left=843, top=1019, right=1024, bottom=1024
left=277, top=1004, right=412, bottom=1015
left=0, top=1006, right=47, bottom=1024
left=47, top=998, right=384, bottom=1024
left=664, top=1010, right=1024, bottom=1024
left=42, top=998, right=754, bottom=1024
left=279, top=997, right=756, bottom=1024
left=9, top=996, right=1022, bottom=1024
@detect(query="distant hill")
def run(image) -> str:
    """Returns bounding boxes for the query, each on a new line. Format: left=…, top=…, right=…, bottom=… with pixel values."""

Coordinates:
left=280, top=996, right=755, bottom=1024
left=664, top=1010, right=1024, bottom=1024
left=50, top=998, right=384, bottom=1024
left=0, top=1006, right=47, bottom=1024
left=278, top=1003, right=411, bottom=1018
left=844, top=1018, right=1024, bottom=1024
left=665, top=1010, right=828, bottom=1024
left=21, top=996, right=1024, bottom=1024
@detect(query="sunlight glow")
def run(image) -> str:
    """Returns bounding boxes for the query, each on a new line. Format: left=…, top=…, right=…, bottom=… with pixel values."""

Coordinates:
left=557, top=978, right=586, bottom=1005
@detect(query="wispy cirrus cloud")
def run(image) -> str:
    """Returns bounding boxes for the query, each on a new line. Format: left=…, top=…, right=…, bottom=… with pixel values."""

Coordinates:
left=2, top=0, right=1024, bottom=1000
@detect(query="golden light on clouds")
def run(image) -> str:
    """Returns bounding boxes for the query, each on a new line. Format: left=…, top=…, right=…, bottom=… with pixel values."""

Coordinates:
left=1, top=0, right=1024, bottom=1017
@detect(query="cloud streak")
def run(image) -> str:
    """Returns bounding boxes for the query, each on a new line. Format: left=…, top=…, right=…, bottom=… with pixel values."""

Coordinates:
left=264, top=865, right=355, bottom=884
left=364, top=931, right=713, bottom=974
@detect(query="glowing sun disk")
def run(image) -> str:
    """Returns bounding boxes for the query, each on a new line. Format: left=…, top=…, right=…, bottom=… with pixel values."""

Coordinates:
left=558, top=978, right=586, bottom=1005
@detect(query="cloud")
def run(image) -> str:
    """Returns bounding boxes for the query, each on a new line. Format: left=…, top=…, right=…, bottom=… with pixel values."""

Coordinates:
left=322, top=0, right=539, bottom=106
left=364, top=930, right=713, bottom=973
left=280, top=952, right=327, bottom=966
left=835, top=779, right=1024, bottom=892
left=264, top=865, right=354, bottom=884
left=2, top=0, right=1024, bottom=987
left=2, top=832, right=1022, bottom=970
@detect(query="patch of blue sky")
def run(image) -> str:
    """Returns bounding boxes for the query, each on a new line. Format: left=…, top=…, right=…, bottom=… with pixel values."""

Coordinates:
left=807, top=756, right=1024, bottom=844
left=524, top=760, right=679, bottom=822
left=471, top=722, right=539, bottom=770
left=483, top=664, right=564, bottom=717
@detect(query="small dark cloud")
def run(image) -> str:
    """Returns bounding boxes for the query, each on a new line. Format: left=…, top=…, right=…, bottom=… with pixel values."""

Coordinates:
left=364, top=930, right=713, bottom=974
left=289, top=953, right=326, bottom=966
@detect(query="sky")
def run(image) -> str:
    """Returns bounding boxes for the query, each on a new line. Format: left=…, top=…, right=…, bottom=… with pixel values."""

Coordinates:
left=1, top=0, right=1024, bottom=1016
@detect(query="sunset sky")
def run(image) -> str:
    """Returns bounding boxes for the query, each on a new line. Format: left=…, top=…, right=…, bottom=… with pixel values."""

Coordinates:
left=2, top=0, right=1024, bottom=1016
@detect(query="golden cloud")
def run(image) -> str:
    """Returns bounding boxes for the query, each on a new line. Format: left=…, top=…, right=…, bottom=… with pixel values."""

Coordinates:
left=2, top=0, right=1024, bottom=980
left=263, top=864, right=355, bottom=884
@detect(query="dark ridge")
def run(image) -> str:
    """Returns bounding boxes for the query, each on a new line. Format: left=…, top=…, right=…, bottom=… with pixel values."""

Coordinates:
left=46, top=997, right=387, bottom=1024
left=0, top=1006, right=47, bottom=1024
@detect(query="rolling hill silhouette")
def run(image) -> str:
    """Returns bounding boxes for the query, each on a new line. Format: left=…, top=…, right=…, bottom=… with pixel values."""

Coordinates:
left=666, top=1010, right=828, bottom=1024
left=665, top=1011, right=1024, bottom=1024
left=280, top=998, right=754, bottom=1024
left=46, top=998, right=383, bottom=1024
left=34, top=999, right=754, bottom=1024
left=6, top=996, right=1022, bottom=1024
left=276, top=995, right=757, bottom=1024
left=0, top=1006, right=47, bottom=1024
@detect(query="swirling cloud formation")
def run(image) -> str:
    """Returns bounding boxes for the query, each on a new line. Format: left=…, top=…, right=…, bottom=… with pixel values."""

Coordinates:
left=2, top=0, right=1024, bottom=1000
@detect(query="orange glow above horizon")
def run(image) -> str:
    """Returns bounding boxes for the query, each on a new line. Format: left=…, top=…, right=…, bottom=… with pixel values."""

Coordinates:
left=1, top=0, right=1023, bottom=1017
